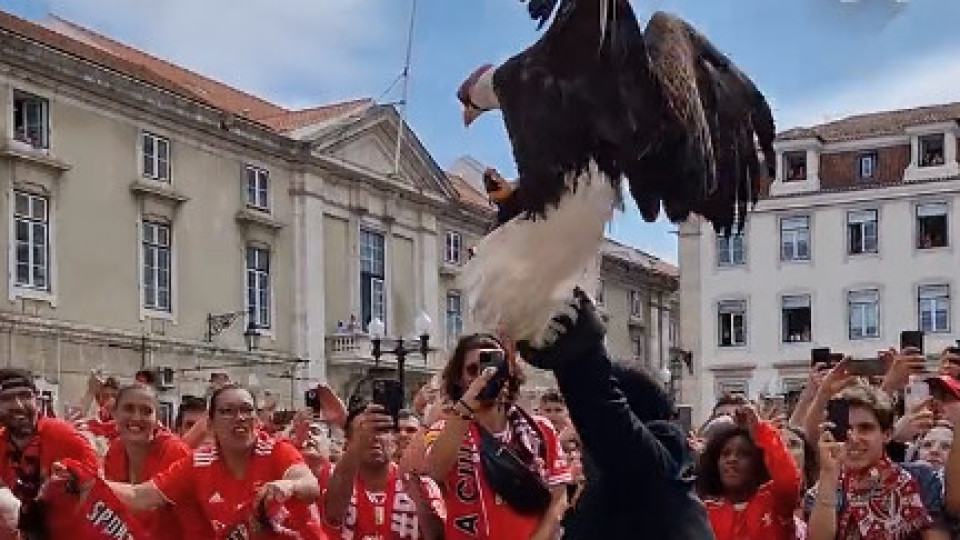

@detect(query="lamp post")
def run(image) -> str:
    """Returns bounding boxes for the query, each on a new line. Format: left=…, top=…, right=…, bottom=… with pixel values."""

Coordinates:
left=368, top=311, right=433, bottom=401
left=666, top=348, right=694, bottom=401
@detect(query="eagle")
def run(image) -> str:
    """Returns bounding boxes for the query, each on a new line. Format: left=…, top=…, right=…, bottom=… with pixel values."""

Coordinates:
left=456, top=0, right=775, bottom=346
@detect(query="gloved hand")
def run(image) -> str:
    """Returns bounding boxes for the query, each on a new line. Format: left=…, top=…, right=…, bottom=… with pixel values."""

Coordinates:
left=517, top=287, right=606, bottom=370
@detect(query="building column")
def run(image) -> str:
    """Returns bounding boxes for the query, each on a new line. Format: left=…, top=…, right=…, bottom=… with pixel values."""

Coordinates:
left=294, top=171, right=327, bottom=388
left=419, top=213, right=440, bottom=348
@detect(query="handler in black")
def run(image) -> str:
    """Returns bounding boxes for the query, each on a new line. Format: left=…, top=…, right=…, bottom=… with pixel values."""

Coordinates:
left=518, top=288, right=715, bottom=540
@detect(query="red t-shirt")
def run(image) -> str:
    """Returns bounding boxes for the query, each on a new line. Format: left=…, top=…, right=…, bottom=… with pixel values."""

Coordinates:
left=151, top=431, right=320, bottom=538
left=0, top=417, right=99, bottom=537
left=103, top=428, right=200, bottom=539
left=425, top=413, right=570, bottom=540
left=320, top=463, right=446, bottom=540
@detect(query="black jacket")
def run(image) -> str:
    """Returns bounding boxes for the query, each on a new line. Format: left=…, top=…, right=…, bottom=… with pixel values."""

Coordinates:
left=554, top=344, right=716, bottom=539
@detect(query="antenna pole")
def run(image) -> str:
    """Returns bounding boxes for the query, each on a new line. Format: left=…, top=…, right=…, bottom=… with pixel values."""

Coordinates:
left=393, top=0, right=418, bottom=176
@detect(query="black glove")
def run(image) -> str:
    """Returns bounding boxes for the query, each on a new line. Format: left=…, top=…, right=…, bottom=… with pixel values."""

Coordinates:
left=517, top=287, right=606, bottom=370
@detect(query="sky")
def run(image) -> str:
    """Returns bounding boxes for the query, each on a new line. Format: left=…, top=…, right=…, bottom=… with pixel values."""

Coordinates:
left=4, top=0, right=960, bottom=263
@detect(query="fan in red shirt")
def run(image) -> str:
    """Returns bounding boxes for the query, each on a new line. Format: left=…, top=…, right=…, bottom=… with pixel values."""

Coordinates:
left=104, top=383, right=325, bottom=539
left=697, top=405, right=801, bottom=540
left=322, top=404, right=445, bottom=540
left=102, top=383, right=205, bottom=539
left=0, top=368, right=100, bottom=538
left=424, top=334, right=571, bottom=540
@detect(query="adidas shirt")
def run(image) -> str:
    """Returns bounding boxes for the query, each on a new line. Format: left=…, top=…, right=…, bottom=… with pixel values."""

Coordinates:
left=151, top=431, right=306, bottom=536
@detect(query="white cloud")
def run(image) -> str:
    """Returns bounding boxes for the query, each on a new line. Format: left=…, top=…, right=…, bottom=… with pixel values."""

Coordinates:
left=47, top=0, right=409, bottom=107
left=777, top=44, right=960, bottom=130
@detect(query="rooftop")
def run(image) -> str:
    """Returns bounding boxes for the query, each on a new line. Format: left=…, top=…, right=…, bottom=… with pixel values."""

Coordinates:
left=779, top=102, right=960, bottom=142
left=0, top=10, right=371, bottom=133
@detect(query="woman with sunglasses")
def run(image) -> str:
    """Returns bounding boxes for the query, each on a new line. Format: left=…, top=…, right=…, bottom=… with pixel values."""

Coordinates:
left=425, top=333, right=570, bottom=540
left=104, top=383, right=325, bottom=538
left=102, top=383, right=199, bottom=538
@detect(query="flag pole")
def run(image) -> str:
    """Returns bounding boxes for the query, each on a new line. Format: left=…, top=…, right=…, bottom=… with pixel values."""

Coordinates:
left=393, top=0, right=418, bottom=176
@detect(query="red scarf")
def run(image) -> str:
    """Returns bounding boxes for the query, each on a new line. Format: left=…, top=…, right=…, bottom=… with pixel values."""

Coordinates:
left=837, top=458, right=932, bottom=539
left=354, top=463, right=398, bottom=539
left=444, top=408, right=544, bottom=540
left=40, top=457, right=153, bottom=540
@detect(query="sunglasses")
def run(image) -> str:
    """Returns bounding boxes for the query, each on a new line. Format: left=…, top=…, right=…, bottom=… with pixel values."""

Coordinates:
left=400, top=426, right=419, bottom=435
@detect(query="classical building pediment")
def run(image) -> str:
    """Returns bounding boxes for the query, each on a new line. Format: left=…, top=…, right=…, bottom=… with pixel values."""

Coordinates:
left=301, top=105, right=456, bottom=203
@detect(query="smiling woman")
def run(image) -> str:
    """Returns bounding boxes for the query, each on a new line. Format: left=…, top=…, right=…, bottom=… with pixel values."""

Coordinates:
left=102, top=383, right=195, bottom=539
left=104, top=383, right=325, bottom=538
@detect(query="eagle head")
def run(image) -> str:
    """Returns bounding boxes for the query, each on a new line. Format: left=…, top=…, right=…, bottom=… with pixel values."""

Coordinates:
left=457, top=64, right=499, bottom=127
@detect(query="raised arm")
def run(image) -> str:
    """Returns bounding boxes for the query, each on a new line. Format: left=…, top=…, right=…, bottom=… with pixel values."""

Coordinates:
left=749, top=414, right=801, bottom=515
left=519, top=289, right=681, bottom=483
left=105, top=480, right=168, bottom=512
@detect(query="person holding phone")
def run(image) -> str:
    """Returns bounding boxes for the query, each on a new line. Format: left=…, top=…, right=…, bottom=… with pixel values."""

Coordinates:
left=322, top=404, right=445, bottom=540
left=424, top=333, right=570, bottom=540
left=806, top=384, right=949, bottom=540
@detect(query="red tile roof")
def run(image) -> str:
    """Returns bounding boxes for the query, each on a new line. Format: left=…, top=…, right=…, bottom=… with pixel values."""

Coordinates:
left=0, top=11, right=370, bottom=133
left=780, top=102, right=960, bottom=142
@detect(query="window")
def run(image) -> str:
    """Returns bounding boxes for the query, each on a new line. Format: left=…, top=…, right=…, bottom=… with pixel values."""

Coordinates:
left=781, top=295, right=812, bottom=343
left=717, top=232, right=745, bottom=266
left=718, top=300, right=746, bottom=347
left=142, top=221, right=171, bottom=312
left=13, top=192, right=50, bottom=290
left=859, top=152, right=877, bottom=180
left=919, top=285, right=950, bottom=333
left=446, top=291, right=463, bottom=346
left=596, top=279, right=605, bottom=306
left=245, top=166, right=269, bottom=210
left=783, top=152, right=807, bottom=182
left=780, top=216, right=810, bottom=261
left=716, top=380, right=748, bottom=399
left=630, top=290, right=644, bottom=318
left=919, top=134, right=945, bottom=167
left=444, top=231, right=462, bottom=265
left=360, top=229, right=386, bottom=330
left=142, top=132, right=170, bottom=181
left=13, top=91, right=49, bottom=149
left=246, top=246, right=271, bottom=329
left=631, top=332, right=646, bottom=363
left=917, top=202, right=949, bottom=249
left=847, top=209, right=878, bottom=255
left=848, top=289, right=880, bottom=339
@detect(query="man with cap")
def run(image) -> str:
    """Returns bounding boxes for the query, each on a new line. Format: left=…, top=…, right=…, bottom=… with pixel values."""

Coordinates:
left=0, top=368, right=99, bottom=537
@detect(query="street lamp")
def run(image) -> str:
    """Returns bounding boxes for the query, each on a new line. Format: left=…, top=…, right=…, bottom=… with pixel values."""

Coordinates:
left=368, top=311, right=433, bottom=402
left=206, top=306, right=261, bottom=351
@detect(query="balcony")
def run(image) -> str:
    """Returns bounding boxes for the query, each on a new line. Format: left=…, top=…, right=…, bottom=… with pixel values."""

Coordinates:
left=325, top=332, right=440, bottom=374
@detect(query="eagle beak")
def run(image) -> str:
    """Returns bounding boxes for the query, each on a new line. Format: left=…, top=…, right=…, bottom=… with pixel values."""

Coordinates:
left=463, top=106, right=482, bottom=127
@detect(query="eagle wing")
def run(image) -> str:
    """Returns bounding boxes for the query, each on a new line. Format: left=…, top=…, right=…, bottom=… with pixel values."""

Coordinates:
left=636, top=11, right=775, bottom=233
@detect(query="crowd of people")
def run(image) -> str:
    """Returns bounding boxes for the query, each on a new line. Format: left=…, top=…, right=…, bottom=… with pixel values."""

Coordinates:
left=1, top=288, right=960, bottom=539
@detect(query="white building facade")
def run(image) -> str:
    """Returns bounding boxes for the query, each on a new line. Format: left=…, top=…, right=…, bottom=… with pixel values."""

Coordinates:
left=680, top=104, right=960, bottom=423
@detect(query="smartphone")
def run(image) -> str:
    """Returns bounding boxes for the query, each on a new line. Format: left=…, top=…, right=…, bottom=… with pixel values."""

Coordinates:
left=372, top=379, right=404, bottom=426
left=847, top=357, right=887, bottom=377
left=272, top=410, right=296, bottom=428
left=476, top=349, right=509, bottom=401
left=304, top=388, right=320, bottom=410
left=900, top=330, right=924, bottom=354
left=826, top=398, right=850, bottom=442
left=811, top=347, right=831, bottom=367
left=828, top=353, right=845, bottom=368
